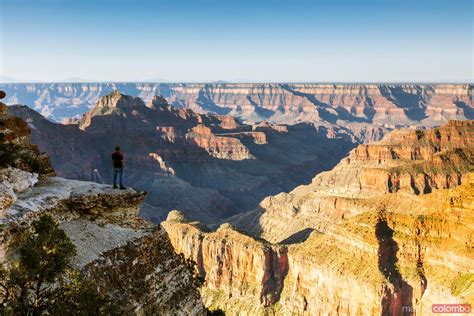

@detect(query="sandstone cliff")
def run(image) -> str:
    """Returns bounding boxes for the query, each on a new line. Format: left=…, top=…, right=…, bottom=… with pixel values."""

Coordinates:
left=162, top=212, right=288, bottom=315
left=230, top=120, right=473, bottom=243
left=0, top=100, right=54, bottom=176
left=186, top=124, right=254, bottom=160
left=163, top=176, right=473, bottom=316
left=162, top=122, right=473, bottom=315
left=0, top=98, right=205, bottom=315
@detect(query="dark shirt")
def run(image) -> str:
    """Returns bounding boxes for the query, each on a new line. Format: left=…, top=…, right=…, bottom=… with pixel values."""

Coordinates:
left=112, top=152, right=124, bottom=168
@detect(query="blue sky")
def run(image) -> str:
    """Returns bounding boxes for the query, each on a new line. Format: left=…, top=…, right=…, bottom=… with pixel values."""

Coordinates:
left=0, top=0, right=472, bottom=82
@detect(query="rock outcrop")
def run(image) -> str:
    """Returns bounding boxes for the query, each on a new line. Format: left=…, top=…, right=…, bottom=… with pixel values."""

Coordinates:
left=79, top=90, right=147, bottom=129
left=0, top=99, right=54, bottom=176
left=1, top=177, right=205, bottom=314
left=1, top=83, right=472, bottom=142
left=0, top=96, right=54, bottom=213
left=0, top=96, right=206, bottom=315
left=186, top=124, right=254, bottom=160
left=162, top=122, right=473, bottom=315
left=162, top=211, right=289, bottom=314
left=9, top=91, right=354, bottom=223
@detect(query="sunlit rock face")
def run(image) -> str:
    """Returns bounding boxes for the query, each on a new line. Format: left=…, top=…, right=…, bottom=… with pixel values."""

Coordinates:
left=162, top=211, right=289, bottom=315
left=9, top=91, right=354, bottom=224
left=0, top=167, right=38, bottom=213
left=1, top=82, right=472, bottom=143
left=185, top=124, right=254, bottom=160
left=230, top=120, right=474, bottom=243
left=163, top=122, right=473, bottom=315
left=0, top=101, right=206, bottom=315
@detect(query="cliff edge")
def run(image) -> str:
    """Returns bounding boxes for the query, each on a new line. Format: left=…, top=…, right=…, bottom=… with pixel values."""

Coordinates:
left=0, top=95, right=205, bottom=315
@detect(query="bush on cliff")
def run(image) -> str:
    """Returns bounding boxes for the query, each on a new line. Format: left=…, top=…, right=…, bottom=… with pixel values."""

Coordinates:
left=0, top=215, right=116, bottom=315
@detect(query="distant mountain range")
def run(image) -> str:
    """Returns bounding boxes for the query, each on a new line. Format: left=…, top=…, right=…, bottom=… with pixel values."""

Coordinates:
left=1, top=82, right=472, bottom=143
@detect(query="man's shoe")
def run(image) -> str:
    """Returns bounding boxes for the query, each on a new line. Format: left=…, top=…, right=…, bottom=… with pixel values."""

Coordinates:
left=120, top=186, right=127, bottom=190
left=113, top=185, right=118, bottom=189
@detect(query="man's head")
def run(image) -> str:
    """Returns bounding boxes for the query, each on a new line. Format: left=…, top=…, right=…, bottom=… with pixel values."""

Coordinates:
left=115, top=145, right=121, bottom=152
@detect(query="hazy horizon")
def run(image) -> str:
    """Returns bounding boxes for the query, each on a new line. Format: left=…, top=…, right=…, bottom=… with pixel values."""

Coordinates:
left=0, top=79, right=472, bottom=84
left=1, top=0, right=473, bottom=83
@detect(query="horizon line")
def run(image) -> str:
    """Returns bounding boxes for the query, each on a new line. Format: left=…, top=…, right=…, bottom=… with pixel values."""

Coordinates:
left=0, top=81, right=472, bottom=85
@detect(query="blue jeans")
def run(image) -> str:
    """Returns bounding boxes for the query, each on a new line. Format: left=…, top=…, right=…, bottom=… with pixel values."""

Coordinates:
left=113, top=168, right=124, bottom=187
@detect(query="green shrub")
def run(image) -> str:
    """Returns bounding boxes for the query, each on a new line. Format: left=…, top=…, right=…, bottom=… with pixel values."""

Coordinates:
left=0, top=215, right=116, bottom=315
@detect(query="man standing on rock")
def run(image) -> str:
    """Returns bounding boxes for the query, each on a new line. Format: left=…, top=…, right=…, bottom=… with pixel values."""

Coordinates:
left=112, top=145, right=126, bottom=189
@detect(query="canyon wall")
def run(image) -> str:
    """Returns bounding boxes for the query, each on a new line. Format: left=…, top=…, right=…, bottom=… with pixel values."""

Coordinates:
left=163, top=179, right=474, bottom=315
left=9, top=91, right=354, bottom=224
left=162, top=212, right=289, bottom=315
left=230, top=120, right=473, bottom=243
left=1, top=83, right=472, bottom=142
left=163, top=121, right=474, bottom=315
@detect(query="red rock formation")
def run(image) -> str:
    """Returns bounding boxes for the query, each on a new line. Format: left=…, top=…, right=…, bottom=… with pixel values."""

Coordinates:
left=161, top=122, right=470, bottom=314
left=185, top=124, right=254, bottom=160
left=164, top=165, right=473, bottom=315
left=253, top=121, right=289, bottom=133
left=216, top=115, right=240, bottom=130
left=79, top=90, right=146, bottom=129
left=156, top=126, right=176, bottom=142
left=229, top=121, right=473, bottom=245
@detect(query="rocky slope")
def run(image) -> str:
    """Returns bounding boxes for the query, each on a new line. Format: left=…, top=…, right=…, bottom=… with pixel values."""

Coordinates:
left=9, top=90, right=354, bottom=224
left=1, top=83, right=472, bottom=142
left=162, top=121, right=474, bottom=315
left=0, top=96, right=206, bottom=314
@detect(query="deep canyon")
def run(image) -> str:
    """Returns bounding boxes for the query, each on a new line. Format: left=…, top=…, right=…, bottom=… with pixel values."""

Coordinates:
left=8, top=90, right=354, bottom=224
left=0, top=84, right=473, bottom=315
left=2, top=83, right=472, bottom=143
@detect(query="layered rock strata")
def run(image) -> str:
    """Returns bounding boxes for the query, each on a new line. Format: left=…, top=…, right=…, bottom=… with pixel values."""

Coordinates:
left=162, top=212, right=289, bottom=315
left=164, top=176, right=473, bottom=315
left=9, top=91, right=354, bottom=223
left=2, top=83, right=472, bottom=142
left=230, top=120, right=473, bottom=243
left=0, top=99, right=205, bottom=315
left=163, top=122, right=473, bottom=315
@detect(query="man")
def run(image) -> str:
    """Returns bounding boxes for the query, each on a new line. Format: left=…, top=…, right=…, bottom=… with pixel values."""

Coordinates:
left=112, top=146, right=126, bottom=189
